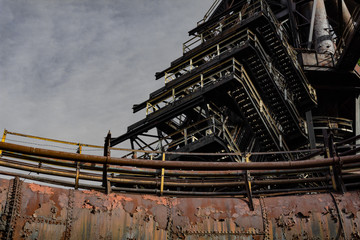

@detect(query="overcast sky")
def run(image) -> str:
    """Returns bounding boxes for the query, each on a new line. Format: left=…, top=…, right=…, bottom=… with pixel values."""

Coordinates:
left=0, top=0, right=214, bottom=146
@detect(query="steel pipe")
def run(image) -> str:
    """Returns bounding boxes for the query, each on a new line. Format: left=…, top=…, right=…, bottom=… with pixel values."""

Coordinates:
left=1, top=142, right=360, bottom=170
left=3, top=151, right=330, bottom=177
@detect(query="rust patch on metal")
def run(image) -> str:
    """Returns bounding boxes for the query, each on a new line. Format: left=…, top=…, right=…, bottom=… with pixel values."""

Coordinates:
left=28, top=183, right=54, bottom=195
left=0, top=178, right=359, bottom=239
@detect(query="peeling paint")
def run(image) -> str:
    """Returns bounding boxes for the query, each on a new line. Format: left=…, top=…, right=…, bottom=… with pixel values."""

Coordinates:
left=0, top=178, right=359, bottom=239
left=28, top=183, right=54, bottom=195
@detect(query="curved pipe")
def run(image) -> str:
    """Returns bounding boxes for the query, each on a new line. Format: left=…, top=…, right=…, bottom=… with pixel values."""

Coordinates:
left=1, top=142, right=359, bottom=170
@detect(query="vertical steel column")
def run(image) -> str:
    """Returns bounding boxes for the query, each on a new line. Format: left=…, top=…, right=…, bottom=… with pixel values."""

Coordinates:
left=356, top=97, right=360, bottom=146
left=314, top=0, right=335, bottom=54
left=308, top=0, right=318, bottom=49
left=306, top=111, right=316, bottom=149
left=287, top=0, right=300, bottom=48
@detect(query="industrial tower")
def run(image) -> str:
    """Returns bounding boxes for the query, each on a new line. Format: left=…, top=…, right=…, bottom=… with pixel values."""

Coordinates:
left=0, top=1, right=360, bottom=238
left=111, top=0, right=359, bottom=162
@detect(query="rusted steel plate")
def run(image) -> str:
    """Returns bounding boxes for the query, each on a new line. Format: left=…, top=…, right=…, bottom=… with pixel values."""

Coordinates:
left=70, top=190, right=169, bottom=240
left=170, top=197, right=264, bottom=238
left=13, top=182, right=69, bottom=240
left=334, top=192, right=360, bottom=239
left=263, top=193, right=360, bottom=239
left=0, top=178, right=359, bottom=239
left=0, top=179, right=11, bottom=239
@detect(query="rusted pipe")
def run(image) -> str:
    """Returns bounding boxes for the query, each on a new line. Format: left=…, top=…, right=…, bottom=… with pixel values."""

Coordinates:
left=1, top=142, right=360, bottom=170
left=0, top=157, right=246, bottom=188
left=0, top=157, right=336, bottom=190
left=1, top=151, right=331, bottom=180
left=335, top=134, right=360, bottom=146
left=314, top=0, right=336, bottom=54
left=3, top=151, right=331, bottom=177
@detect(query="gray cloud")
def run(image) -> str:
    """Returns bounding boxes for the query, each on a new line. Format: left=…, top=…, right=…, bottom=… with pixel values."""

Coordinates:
left=0, top=0, right=214, bottom=145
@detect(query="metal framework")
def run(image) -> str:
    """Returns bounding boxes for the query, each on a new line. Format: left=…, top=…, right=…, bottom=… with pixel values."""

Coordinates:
left=0, top=1, right=359, bottom=237
left=0, top=0, right=358, bottom=197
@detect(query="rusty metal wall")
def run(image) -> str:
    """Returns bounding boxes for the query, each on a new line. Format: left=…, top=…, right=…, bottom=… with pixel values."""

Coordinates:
left=0, top=177, right=359, bottom=240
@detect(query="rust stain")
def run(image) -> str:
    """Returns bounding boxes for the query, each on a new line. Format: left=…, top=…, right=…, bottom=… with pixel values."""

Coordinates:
left=28, top=183, right=54, bottom=195
left=0, top=178, right=359, bottom=239
left=142, top=194, right=168, bottom=205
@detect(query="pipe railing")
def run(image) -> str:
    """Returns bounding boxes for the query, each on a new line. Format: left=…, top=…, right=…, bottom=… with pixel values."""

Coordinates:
left=148, top=57, right=237, bottom=114
left=0, top=141, right=359, bottom=198
left=165, top=28, right=252, bottom=84
left=234, top=64, right=292, bottom=158
left=183, top=0, right=262, bottom=53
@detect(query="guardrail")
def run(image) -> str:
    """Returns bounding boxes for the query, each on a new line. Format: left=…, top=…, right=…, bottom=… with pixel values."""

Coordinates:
left=149, top=57, right=237, bottom=114
left=178, top=0, right=316, bottom=105
left=183, top=0, right=263, bottom=54
left=233, top=61, right=291, bottom=156
left=165, top=28, right=253, bottom=84
left=157, top=30, right=285, bottom=111
left=0, top=134, right=359, bottom=204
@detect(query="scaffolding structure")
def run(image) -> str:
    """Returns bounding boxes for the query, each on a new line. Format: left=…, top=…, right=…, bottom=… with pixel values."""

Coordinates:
left=0, top=1, right=360, bottom=238
left=106, top=0, right=360, bottom=194
left=111, top=1, right=359, bottom=161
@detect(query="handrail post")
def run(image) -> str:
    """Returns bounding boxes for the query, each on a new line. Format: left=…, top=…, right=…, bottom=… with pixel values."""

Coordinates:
left=184, top=128, right=188, bottom=145
left=0, top=129, right=7, bottom=156
left=244, top=154, right=254, bottom=211
left=323, top=129, right=339, bottom=192
left=160, top=153, right=166, bottom=195
left=103, top=131, right=111, bottom=194
left=74, top=143, right=82, bottom=190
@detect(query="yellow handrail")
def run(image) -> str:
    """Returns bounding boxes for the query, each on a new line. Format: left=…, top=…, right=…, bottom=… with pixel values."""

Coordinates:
left=0, top=129, right=7, bottom=156
left=6, top=130, right=103, bottom=149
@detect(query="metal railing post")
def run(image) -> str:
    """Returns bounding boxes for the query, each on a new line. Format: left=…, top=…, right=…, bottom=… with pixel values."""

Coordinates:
left=160, top=153, right=166, bottom=195
left=0, top=129, right=7, bottom=156
left=103, top=131, right=111, bottom=194
left=184, top=128, right=188, bottom=145
left=244, top=154, right=254, bottom=211
left=75, top=143, right=82, bottom=190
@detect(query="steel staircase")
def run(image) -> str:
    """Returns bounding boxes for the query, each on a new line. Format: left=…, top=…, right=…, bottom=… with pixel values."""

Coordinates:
left=259, top=24, right=316, bottom=112
left=244, top=53, right=307, bottom=147
left=230, top=67, right=291, bottom=160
